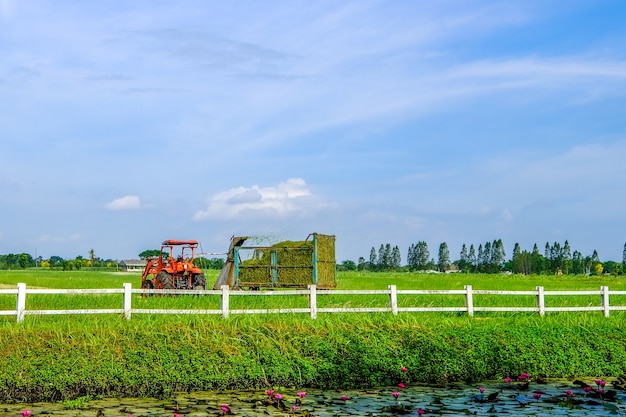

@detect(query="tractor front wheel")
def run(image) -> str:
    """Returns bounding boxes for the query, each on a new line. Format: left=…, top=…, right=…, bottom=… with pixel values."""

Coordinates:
left=141, top=278, right=154, bottom=297
left=155, top=271, right=174, bottom=290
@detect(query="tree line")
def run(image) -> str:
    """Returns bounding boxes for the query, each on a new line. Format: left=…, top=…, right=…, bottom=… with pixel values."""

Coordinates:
left=0, top=249, right=225, bottom=271
left=339, top=240, right=626, bottom=275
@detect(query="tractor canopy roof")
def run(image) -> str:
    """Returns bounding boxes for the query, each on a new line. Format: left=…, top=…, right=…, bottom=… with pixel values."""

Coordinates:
left=161, top=239, right=198, bottom=247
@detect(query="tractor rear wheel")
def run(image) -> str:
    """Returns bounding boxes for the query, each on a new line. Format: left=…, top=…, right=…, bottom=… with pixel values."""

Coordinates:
left=193, top=273, right=206, bottom=290
left=155, top=271, right=174, bottom=290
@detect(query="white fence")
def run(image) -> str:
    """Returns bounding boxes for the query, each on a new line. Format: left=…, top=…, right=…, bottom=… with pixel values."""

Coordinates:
left=1, top=283, right=626, bottom=322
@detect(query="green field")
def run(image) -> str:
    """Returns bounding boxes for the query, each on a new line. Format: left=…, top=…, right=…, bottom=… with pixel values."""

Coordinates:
left=0, top=269, right=625, bottom=402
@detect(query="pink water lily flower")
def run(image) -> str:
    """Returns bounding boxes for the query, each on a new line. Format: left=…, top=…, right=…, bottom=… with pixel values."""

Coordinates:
left=566, top=390, right=573, bottom=397
left=292, top=405, right=298, bottom=412
left=274, top=393, right=283, bottom=400
left=417, top=409, right=425, bottom=415
left=479, top=387, right=485, bottom=393
left=401, top=366, right=408, bottom=372
left=297, top=391, right=306, bottom=398
left=504, top=377, right=512, bottom=383
left=266, top=389, right=274, bottom=396
left=392, top=391, right=400, bottom=399
left=533, top=393, right=542, bottom=400
left=20, top=412, right=31, bottom=417
left=398, top=383, right=405, bottom=389
left=341, top=395, right=350, bottom=401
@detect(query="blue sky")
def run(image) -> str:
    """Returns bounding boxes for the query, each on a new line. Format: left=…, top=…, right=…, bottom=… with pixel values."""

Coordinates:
left=1, top=0, right=626, bottom=263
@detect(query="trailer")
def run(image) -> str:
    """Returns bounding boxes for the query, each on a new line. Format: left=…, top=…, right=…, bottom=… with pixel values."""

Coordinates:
left=213, top=233, right=336, bottom=289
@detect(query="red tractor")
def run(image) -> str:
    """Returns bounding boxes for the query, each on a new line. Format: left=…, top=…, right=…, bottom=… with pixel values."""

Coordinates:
left=141, top=240, right=206, bottom=291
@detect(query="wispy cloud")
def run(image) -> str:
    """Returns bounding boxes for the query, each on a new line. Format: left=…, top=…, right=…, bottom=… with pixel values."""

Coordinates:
left=105, top=195, right=141, bottom=211
left=194, top=178, right=326, bottom=220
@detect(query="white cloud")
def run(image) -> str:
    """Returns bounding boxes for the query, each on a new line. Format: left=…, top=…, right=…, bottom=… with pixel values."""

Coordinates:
left=105, top=195, right=141, bottom=211
left=194, top=178, right=317, bottom=220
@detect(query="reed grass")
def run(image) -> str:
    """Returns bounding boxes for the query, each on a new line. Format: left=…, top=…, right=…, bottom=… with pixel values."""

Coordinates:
left=1, top=269, right=626, bottom=402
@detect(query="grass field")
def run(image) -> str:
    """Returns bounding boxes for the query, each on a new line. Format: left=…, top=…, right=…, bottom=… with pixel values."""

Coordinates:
left=1, top=269, right=625, bottom=402
left=1, top=269, right=625, bottom=316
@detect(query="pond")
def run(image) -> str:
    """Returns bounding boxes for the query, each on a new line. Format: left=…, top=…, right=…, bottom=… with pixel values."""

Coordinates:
left=2, top=378, right=625, bottom=417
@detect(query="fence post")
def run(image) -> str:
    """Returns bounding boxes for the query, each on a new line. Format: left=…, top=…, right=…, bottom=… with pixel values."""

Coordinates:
left=221, top=285, right=230, bottom=319
left=464, top=285, right=474, bottom=317
left=389, top=285, right=398, bottom=316
left=601, top=286, right=610, bottom=318
left=308, top=284, right=317, bottom=319
left=536, top=286, right=545, bottom=317
left=16, top=283, right=26, bottom=323
left=123, top=283, right=132, bottom=320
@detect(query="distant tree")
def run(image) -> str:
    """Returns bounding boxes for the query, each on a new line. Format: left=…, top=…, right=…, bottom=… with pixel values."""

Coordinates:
left=623, top=242, right=626, bottom=273
left=515, top=250, right=534, bottom=275
left=408, top=241, right=429, bottom=271
left=590, top=250, right=601, bottom=275
left=532, top=244, right=542, bottom=274
left=50, top=256, right=64, bottom=268
left=428, top=257, right=437, bottom=270
left=208, top=258, right=225, bottom=269
left=416, top=241, right=430, bottom=270
left=437, top=242, right=450, bottom=272
left=492, top=239, right=506, bottom=272
left=89, top=249, right=95, bottom=268
left=459, top=244, right=469, bottom=272
left=562, top=240, right=572, bottom=274
left=383, top=243, right=392, bottom=270
left=357, top=257, right=366, bottom=271
left=74, top=256, right=83, bottom=270
left=377, top=244, right=385, bottom=271
left=61, top=260, right=73, bottom=271
left=594, top=262, right=604, bottom=275
left=477, top=244, right=484, bottom=272
left=18, top=253, right=30, bottom=269
left=603, top=260, right=622, bottom=276
left=139, top=249, right=161, bottom=260
left=5, top=254, right=16, bottom=270
left=369, top=247, right=377, bottom=271
left=337, top=260, right=357, bottom=271
left=572, top=250, right=584, bottom=275
left=512, top=243, right=522, bottom=273
left=407, top=244, right=416, bottom=271
left=391, top=246, right=401, bottom=269
left=544, top=242, right=551, bottom=273
left=468, top=244, right=477, bottom=272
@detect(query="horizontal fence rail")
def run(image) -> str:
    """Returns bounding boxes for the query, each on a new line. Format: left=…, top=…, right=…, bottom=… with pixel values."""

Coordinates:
left=1, top=283, right=626, bottom=322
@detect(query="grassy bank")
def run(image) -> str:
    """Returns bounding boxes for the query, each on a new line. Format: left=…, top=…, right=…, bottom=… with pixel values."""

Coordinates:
left=1, top=270, right=626, bottom=402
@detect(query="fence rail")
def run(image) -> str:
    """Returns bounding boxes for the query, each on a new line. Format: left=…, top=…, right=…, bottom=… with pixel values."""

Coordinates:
left=1, top=283, right=626, bottom=322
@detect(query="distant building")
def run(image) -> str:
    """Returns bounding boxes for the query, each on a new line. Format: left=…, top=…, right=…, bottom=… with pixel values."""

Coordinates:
left=121, top=259, right=147, bottom=272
